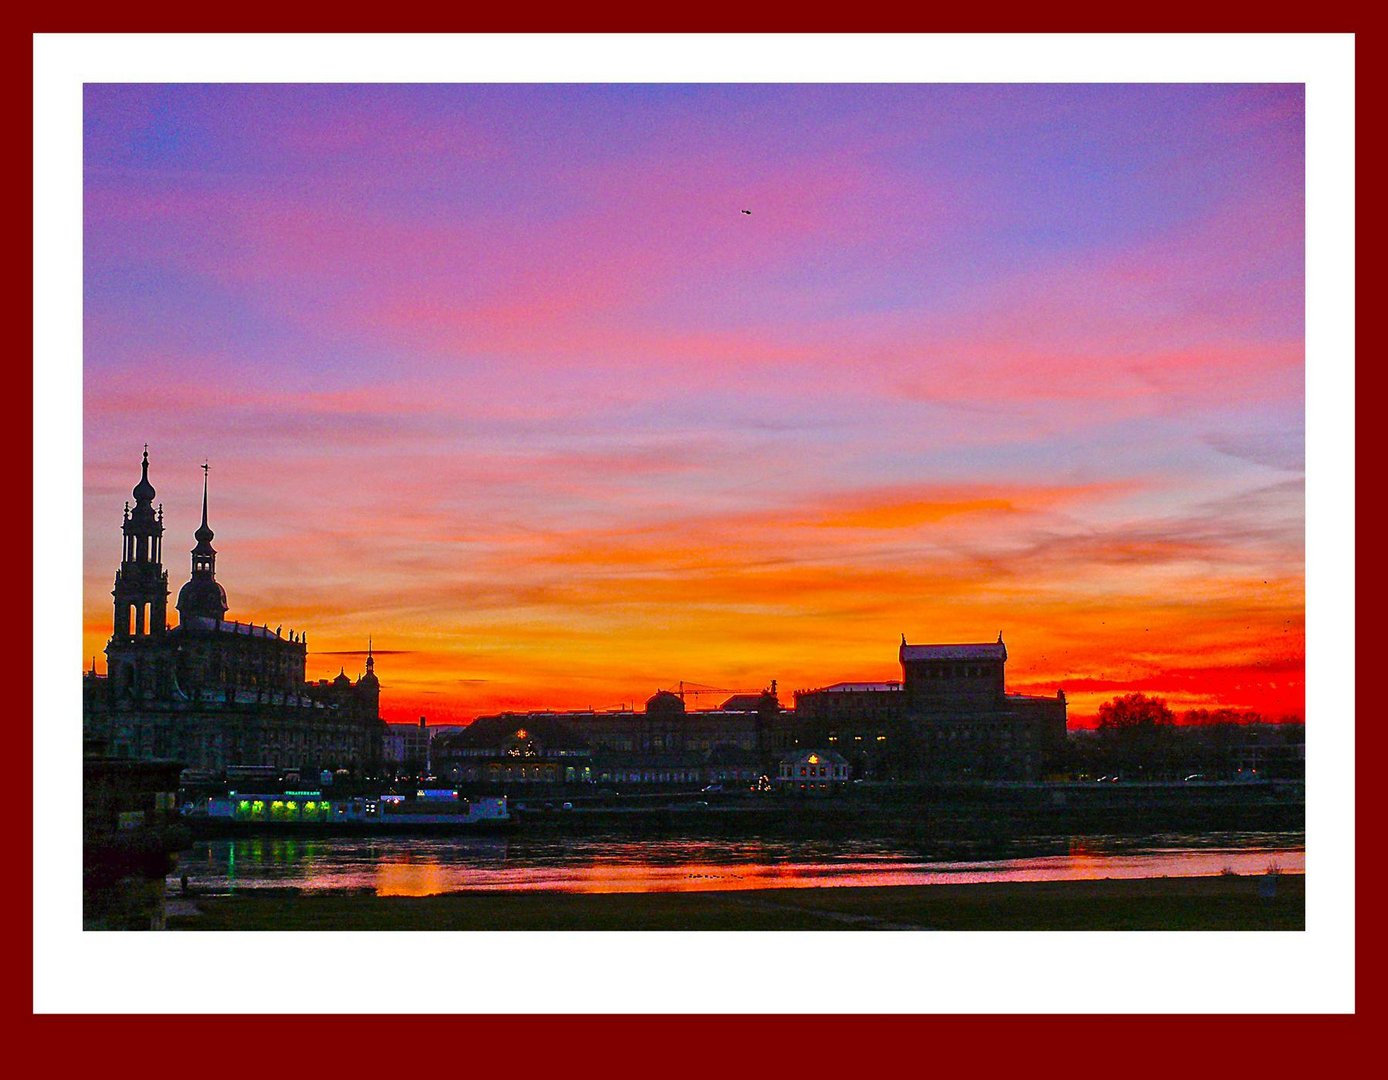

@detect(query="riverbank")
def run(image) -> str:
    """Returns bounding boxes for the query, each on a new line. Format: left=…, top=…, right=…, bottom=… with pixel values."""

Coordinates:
left=180, top=782, right=1304, bottom=845
left=168, top=872, right=1304, bottom=931
left=508, top=783, right=1306, bottom=842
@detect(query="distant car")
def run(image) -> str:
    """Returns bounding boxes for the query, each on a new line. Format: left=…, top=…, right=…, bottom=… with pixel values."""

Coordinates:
left=1184, top=774, right=1206, bottom=782
left=561, top=802, right=574, bottom=811
left=702, top=783, right=723, bottom=793
left=693, top=800, right=709, bottom=807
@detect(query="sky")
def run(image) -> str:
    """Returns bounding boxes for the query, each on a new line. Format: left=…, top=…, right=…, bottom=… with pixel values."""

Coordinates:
left=82, top=83, right=1305, bottom=726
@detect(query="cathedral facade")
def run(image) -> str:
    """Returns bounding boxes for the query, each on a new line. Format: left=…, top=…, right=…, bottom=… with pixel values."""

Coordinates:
left=82, top=450, right=386, bottom=774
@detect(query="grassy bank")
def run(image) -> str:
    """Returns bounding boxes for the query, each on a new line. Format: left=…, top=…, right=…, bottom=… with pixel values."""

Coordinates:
left=169, top=872, right=1303, bottom=931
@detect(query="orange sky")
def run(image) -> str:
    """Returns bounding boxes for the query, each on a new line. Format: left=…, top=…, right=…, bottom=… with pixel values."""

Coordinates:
left=82, top=85, right=1305, bottom=726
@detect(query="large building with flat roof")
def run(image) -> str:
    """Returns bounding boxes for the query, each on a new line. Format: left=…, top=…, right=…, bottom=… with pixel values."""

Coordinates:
left=793, top=635, right=1067, bottom=781
left=432, top=635, right=1068, bottom=789
left=432, top=689, right=775, bottom=788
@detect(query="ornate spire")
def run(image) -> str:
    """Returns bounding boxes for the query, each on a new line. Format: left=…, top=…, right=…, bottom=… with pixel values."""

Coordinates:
left=114, top=445, right=168, bottom=637
left=194, top=462, right=214, bottom=545
left=132, top=445, right=156, bottom=505
left=176, top=460, right=228, bottom=621
left=361, top=636, right=379, bottom=686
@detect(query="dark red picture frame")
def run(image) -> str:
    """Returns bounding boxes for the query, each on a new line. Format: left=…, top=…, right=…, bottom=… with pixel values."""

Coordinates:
left=15, top=9, right=1369, bottom=1056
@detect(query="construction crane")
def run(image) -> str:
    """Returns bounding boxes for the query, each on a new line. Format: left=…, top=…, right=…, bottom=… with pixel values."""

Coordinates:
left=672, top=679, right=778, bottom=705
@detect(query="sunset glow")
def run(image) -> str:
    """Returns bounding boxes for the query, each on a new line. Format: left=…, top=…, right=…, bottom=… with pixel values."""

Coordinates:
left=82, top=83, right=1305, bottom=725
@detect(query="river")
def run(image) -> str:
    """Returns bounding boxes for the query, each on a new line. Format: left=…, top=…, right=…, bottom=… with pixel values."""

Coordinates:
left=173, top=829, right=1304, bottom=896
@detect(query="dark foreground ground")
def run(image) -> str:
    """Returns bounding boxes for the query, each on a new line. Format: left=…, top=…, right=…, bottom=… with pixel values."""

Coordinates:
left=169, top=872, right=1304, bottom=931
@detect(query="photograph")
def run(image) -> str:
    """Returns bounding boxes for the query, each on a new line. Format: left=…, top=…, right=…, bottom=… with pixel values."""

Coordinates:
left=78, top=79, right=1307, bottom=935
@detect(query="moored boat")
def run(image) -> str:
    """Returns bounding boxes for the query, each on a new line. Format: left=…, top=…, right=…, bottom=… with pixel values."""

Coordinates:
left=189, top=787, right=513, bottom=835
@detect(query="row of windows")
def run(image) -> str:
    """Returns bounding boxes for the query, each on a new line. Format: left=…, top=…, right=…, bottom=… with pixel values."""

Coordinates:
left=122, top=534, right=162, bottom=563
left=924, top=729, right=1035, bottom=744
left=915, top=664, right=996, bottom=680
left=598, top=770, right=702, bottom=784
left=451, top=765, right=718, bottom=784
left=782, top=765, right=848, bottom=779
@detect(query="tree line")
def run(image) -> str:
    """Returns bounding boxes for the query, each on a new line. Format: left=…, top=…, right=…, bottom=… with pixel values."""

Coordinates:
left=1066, top=693, right=1304, bottom=781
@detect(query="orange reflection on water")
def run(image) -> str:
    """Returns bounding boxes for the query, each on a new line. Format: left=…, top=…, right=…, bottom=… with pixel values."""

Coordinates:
left=1067, top=840, right=1104, bottom=878
left=210, top=840, right=1305, bottom=897
left=376, top=858, right=448, bottom=897
left=541, top=859, right=912, bottom=894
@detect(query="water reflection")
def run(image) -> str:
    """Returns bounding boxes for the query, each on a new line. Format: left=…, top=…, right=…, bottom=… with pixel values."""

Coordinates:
left=377, top=858, right=450, bottom=897
left=177, top=831, right=1304, bottom=898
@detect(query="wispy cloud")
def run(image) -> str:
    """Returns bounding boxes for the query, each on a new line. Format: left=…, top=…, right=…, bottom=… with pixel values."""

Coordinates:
left=82, top=84, right=1305, bottom=724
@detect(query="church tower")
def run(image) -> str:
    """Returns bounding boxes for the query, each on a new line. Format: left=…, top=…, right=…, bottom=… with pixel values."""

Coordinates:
left=357, top=636, right=381, bottom=714
left=176, top=462, right=229, bottom=623
left=105, top=446, right=171, bottom=699
left=110, top=446, right=169, bottom=640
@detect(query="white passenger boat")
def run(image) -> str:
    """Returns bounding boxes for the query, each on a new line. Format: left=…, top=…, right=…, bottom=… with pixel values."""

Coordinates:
left=195, top=788, right=513, bottom=834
